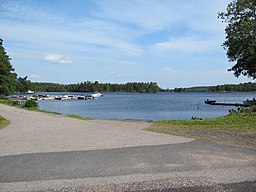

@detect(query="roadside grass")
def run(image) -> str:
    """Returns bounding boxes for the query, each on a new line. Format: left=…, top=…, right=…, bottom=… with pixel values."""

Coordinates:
left=0, top=98, right=20, bottom=106
left=0, top=98, right=92, bottom=120
left=23, top=106, right=62, bottom=115
left=67, top=114, right=94, bottom=120
left=147, top=112, right=256, bottom=147
left=0, top=115, right=10, bottom=129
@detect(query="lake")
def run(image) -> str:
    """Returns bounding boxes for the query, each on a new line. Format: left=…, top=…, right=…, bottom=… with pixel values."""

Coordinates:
left=38, top=92, right=256, bottom=121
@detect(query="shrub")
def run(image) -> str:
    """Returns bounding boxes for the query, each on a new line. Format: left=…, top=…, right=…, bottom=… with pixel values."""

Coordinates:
left=229, top=105, right=256, bottom=115
left=0, top=98, right=20, bottom=106
left=24, top=99, right=38, bottom=108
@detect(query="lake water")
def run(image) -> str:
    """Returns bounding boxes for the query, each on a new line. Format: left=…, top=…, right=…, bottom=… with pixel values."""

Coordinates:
left=38, top=92, right=256, bottom=121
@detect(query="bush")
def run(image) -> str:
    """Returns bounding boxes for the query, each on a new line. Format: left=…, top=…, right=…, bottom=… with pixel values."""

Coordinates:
left=229, top=105, right=256, bottom=115
left=24, top=99, right=38, bottom=108
left=0, top=98, right=20, bottom=106
left=243, top=105, right=256, bottom=113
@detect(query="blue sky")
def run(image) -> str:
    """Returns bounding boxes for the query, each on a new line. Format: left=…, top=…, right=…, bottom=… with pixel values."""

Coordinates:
left=0, top=0, right=252, bottom=88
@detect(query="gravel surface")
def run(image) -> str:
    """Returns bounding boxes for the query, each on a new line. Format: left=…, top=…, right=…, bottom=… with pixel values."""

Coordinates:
left=0, top=103, right=193, bottom=156
left=46, top=178, right=256, bottom=192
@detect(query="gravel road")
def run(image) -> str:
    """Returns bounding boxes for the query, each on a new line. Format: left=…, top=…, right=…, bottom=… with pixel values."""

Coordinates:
left=0, top=103, right=193, bottom=156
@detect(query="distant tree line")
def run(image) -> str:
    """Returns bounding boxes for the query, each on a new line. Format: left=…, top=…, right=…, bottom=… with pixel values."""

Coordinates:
left=171, top=82, right=256, bottom=92
left=208, top=82, right=256, bottom=92
left=29, top=81, right=161, bottom=93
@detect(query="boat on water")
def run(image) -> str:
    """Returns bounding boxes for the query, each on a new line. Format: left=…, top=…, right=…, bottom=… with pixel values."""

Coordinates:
left=205, top=99, right=216, bottom=104
left=77, top=95, right=87, bottom=100
left=91, top=91, right=103, bottom=98
left=9, top=92, right=103, bottom=101
left=55, top=95, right=70, bottom=100
left=243, top=98, right=256, bottom=106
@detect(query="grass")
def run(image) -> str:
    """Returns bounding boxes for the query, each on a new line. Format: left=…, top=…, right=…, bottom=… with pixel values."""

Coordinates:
left=0, top=98, right=93, bottom=120
left=67, top=114, right=94, bottom=120
left=149, top=113, right=256, bottom=132
left=0, top=115, right=10, bottom=129
left=22, top=106, right=62, bottom=115
left=147, top=112, right=256, bottom=147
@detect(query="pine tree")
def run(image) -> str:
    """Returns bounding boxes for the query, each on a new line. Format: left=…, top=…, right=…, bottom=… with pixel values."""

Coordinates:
left=0, top=38, right=17, bottom=95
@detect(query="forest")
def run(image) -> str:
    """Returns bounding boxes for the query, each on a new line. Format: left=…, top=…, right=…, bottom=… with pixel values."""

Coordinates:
left=29, top=81, right=161, bottom=93
left=29, top=81, right=256, bottom=93
left=172, top=82, right=256, bottom=92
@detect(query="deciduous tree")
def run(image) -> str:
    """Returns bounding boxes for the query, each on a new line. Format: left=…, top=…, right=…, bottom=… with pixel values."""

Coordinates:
left=218, top=0, right=256, bottom=79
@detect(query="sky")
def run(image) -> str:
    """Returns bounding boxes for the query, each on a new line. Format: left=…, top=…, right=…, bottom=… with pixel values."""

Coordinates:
left=0, top=0, right=252, bottom=88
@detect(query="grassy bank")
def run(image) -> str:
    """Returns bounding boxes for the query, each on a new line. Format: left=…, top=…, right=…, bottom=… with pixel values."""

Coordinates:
left=67, top=114, right=94, bottom=120
left=0, top=115, right=10, bottom=129
left=0, top=98, right=94, bottom=121
left=147, top=112, right=256, bottom=147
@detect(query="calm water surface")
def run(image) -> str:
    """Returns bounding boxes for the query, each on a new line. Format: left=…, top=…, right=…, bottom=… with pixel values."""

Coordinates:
left=38, top=92, right=256, bottom=121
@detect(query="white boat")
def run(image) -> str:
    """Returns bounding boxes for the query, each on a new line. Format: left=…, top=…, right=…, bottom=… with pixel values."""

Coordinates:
left=77, top=95, right=87, bottom=100
left=42, top=96, right=55, bottom=100
left=91, top=92, right=103, bottom=98
left=55, top=95, right=69, bottom=100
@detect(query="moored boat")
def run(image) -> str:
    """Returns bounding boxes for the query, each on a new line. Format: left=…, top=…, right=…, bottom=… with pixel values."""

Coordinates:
left=243, top=98, right=256, bottom=106
left=91, top=91, right=103, bottom=98
left=205, top=99, right=216, bottom=104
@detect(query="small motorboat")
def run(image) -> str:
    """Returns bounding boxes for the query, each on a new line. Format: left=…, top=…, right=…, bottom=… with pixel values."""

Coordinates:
left=91, top=91, right=103, bottom=98
left=243, top=98, right=256, bottom=106
left=205, top=99, right=216, bottom=104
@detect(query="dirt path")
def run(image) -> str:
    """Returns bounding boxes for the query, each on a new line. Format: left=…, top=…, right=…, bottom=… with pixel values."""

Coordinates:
left=0, top=104, right=194, bottom=156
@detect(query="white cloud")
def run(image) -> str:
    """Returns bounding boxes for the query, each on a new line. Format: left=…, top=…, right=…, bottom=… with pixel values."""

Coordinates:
left=0, top=1, right=61, bottom=24
left=164, top=67, right=171, bottom=71
left=154, top=37, right=220, bottom=53
left=109, top=71, right=123, bottom=77
left=44, top=54, right=72, bottom=64
left=94, top=0, right=230, bottom=33
left=29, top=74, right=41, bottom=79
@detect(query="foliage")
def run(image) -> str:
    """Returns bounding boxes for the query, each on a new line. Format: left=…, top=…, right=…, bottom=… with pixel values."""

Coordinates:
left=0, top=38, right=17, bottom=95
left=229, top=105, right=256, bottom=114
left=0, top=97, right=20, bottom=106
left=218, top=0, right=256, bottom=79
left=0, top=115, right=9, bottom=129
left=24, top=99, right=38, bottom=108
left=17, top=76, right=31, bottom=93
left=171, top=82, right=256, bottom=92
left=208, top=82, right=256, bottom=92
left=29, top=81, right=161, bottom=93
